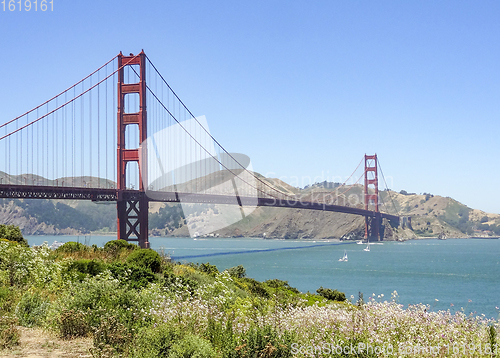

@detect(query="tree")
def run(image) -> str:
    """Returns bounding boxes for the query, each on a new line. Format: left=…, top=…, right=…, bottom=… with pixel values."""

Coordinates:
left=0, top=224, right=28, bottom=246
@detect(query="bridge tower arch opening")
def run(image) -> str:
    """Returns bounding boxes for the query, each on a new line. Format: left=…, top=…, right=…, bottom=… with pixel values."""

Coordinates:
left=116, top=51, right=149, bottom=248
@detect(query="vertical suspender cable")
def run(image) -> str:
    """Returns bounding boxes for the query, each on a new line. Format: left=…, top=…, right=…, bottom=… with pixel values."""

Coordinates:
left=63, top=91, right=66, bottom=183
left=105, top=64, right=108, bottom=187
left=98, top=71, right=100, bottom=187
left=89, top=76, right=92, bottom=187
left=72, top=87, right=75, bottom=186
left=54, top=98, right=57, bottom=183
left=81, top=82, right=84, bottom=186
left=113, top=70, right=116, bottom=189
left=20, top=115, right=22, bottom=182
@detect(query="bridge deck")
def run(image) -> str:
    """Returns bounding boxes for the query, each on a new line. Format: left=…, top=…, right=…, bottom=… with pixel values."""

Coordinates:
left=0, top=184, right=399, bottom=224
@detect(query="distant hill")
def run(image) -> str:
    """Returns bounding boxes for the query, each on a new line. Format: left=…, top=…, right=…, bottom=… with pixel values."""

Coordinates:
left=0, top=176, right=498, bottom=240
left=382, top=190, right=500, bottom=238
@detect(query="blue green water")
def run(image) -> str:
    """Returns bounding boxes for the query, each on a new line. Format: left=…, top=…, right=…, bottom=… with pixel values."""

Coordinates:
left=26, top=235, right=500, bottom=319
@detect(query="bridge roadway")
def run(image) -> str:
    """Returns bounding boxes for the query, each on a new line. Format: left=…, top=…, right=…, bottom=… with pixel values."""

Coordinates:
left=0, top=184, right=400, bottom=224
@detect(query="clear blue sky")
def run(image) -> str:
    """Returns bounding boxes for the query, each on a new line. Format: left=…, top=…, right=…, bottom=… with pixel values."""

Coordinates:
left=1, top=1, right=499, bottom=213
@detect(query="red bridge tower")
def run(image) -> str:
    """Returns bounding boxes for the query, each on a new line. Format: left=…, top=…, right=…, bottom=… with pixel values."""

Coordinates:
left=116, top=51, right=149, bottom=248
left=364, top=154, right=381, bottom=241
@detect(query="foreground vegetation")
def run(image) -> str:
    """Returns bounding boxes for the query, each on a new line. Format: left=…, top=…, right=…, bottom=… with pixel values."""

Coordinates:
left=0, top=236, right=498, bottom=357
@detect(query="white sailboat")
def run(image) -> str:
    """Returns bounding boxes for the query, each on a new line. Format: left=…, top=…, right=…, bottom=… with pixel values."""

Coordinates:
left=363, top=243, right=370, bottom=252
left=338, top=250, right=348, bottom=262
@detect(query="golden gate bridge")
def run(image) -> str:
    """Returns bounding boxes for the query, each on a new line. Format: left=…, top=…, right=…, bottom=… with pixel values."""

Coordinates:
left=0, top=51, right=400, bottom=248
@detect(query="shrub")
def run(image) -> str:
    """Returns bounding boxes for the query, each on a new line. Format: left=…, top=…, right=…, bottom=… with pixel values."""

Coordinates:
left=233, top=325, right=294, bottom=358
left=103, top=239, right=138, bottom=252
left=227, top=265, right=246, bottom=279
left=205, top=316, right=235, bottom=356
left=488, top=325, right=497, bottom=351
left=126, top=249, right=162, bottom=273
left=0, top=316, right=20, bottom=349
left=316, top=287, right=346, bottom=302
left=130, top=324, right=180, bottom=358
left=237, top=278, right=270, bottom=298
left=162, top=272, right=198, bottom=294
left=108, top=262, right=157, bottom=290
left=0, top=286, right=17, bottom=313
left=90, top=315, right=131, bottom=357
left=68, top=259, right=106, bottom=280
left=59, top=273, right=150, bottom=331
left=197, top=262, right=219, bottom=276
left=56, top=241, right=87, bottom=253
left=15, top=291, right=50, bottom=327
left=0, top=224, right=28, bottom=247
left=168, top=334, right=217, bottom=358
left=57, top=309, right=90, bottom=338
left=265, top=279, right=300, bottom=294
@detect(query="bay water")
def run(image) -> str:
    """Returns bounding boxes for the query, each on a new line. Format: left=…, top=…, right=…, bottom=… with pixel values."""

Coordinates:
left=26, top=235, right=500, bottom=319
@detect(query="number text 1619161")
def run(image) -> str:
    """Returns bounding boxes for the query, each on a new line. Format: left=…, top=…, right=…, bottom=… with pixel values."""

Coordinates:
left=2, top=0, right=53, bottom=11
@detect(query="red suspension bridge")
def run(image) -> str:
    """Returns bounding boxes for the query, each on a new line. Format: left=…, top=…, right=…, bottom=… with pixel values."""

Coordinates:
left=0, top=51, right=399, bottom=248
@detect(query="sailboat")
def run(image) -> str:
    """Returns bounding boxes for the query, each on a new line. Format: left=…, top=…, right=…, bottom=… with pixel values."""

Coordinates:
left=363, top=243, right=370, bottom=252
left=338, top=250, right=348, bottom=262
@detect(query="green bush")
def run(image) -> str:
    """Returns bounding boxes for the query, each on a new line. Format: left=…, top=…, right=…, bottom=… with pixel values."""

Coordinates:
left=130, top=324, right=180, bottom=358
left=237, top=278, right=270, bottom=298
left=162, top=272, right=198, bottom=294
left=126, top=249, right=162, bottom=273
left=103, top=239, right=138, bottom=252
left=0, top=286, right=17, bottom=313
left=316, top=286, right=346, bottom=302
left=68, top=259, right=106, bottom=279
left=59, top=273, right=151, bottom=333
left=0, top=224, right=28, bottom=247
left=233, top=325, right=294, bottom=358
left=264, top=279, right=300, bottom=294
left=227, top=265, right=246, bottom=279
left=205, top=316, right=235, bottom=356
left=168, top=334, right=217, bottom=358
left=108, top=262, right=157, bottom=290
left=15, top=291, right=50, bottom=327
left=196, top=262, right=219, bottom=276
left=0, top=316, right=20, bottom=349
left=56, top=241, right=87, bottom=253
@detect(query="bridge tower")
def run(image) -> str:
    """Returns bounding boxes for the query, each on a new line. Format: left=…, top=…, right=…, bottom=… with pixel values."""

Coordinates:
left=364, top=154, right=381, bottom=241
left=116, top=51, right=149, bottom=248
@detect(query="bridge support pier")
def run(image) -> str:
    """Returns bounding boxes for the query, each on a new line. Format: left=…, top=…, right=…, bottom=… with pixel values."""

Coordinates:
left=365, top=213, right=383, bottom=241
left=117, top=192, right=149, bottom=248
